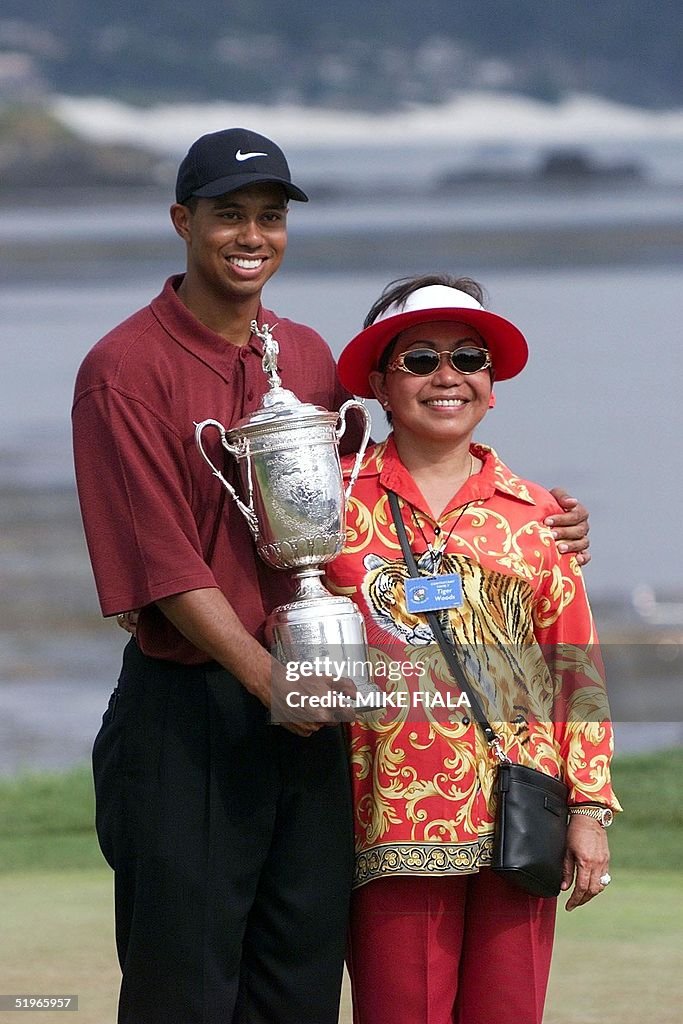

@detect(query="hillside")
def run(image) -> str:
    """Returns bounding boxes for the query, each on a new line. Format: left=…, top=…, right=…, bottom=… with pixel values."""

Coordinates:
left=0, top=107, right=170, bottom=190
left=1, top=1, right=681, bottom=110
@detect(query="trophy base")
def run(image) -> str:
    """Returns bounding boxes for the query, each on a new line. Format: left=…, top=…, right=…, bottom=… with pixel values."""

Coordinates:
left=266, top=573, right=381, bottom=713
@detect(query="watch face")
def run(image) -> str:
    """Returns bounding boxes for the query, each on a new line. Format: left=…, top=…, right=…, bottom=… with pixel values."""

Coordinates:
left=600, top=808, right=614, bottom=827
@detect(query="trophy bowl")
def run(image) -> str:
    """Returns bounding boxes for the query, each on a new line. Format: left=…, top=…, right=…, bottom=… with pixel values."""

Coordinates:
left=225, top=405, right=347, bottom=570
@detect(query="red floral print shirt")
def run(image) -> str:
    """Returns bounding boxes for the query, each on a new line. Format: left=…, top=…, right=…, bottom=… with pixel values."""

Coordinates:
left=326, top=436, right=621, bottom=888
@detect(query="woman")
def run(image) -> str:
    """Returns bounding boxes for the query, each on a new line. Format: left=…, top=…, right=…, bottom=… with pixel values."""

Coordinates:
left=328, top=274, right=620, bottom=1024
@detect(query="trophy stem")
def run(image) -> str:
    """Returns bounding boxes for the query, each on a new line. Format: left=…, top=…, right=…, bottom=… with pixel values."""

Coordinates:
left=292, top=568, right=329, bottom=601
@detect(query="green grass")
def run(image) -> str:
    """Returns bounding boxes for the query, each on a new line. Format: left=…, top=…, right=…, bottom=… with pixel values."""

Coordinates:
left=0, top=765, right=102, bottom=873
left=546, top=869, right=683, bottom=1024
left=1, top=749, right=681, bottom=874
left=0, top=764, right=94, bottom=834
left=607, top=747, right=683, bottom=872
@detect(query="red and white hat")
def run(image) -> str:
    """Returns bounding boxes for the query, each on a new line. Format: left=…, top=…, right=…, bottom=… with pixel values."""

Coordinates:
left=337, top=284, right=528, bottom=398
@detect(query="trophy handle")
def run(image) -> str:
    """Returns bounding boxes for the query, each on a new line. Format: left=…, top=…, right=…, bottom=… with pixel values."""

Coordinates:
left=336, top=400, right=372, bottom=506
left=194, top=419, right=259, bottom=539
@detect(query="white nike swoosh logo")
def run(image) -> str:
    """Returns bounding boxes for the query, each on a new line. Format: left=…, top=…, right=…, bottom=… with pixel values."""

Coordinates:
left=235, top=149, right=268, bottom=161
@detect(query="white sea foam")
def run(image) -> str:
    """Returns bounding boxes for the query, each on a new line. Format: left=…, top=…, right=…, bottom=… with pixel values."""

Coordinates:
left=51, top=91, right=683, bottom=155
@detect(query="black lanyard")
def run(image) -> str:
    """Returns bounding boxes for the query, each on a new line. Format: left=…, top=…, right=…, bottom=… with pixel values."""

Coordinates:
left=387, top=489, right=499, bottom=747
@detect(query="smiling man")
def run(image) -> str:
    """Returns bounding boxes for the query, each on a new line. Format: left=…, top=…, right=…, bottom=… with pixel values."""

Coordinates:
left=72, top=128, right=361, bottom=1024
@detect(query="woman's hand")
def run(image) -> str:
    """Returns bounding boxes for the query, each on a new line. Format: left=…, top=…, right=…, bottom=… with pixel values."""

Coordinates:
left=546, top=489, right=591, bottom=565
left=562, top=816, right=610, bottom=911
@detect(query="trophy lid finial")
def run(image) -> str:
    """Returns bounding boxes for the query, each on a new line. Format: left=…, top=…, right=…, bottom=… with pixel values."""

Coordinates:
left=252, top=320, right=282, bottom=390
left=250, top=320, right=301, bottom=410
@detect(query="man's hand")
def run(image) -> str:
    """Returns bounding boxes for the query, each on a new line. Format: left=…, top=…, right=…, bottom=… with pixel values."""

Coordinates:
left=271, top=667, right=357, bottom=737
left=546, top=489, right=591, bottom=565
left=155, top=589, right=356, bottom=739
left=561, top=816, right=610, bottom=911
left=116, top=610, right=139, bottom=634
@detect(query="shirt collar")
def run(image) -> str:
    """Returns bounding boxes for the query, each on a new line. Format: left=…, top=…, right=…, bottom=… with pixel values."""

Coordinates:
left=150, top=275, right=267, bottom=380
left=357, top=434, right=536, bottom=520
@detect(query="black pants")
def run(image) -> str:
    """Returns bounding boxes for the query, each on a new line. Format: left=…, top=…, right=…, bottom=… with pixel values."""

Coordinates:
left=93, top=640, right=354, bottom=1024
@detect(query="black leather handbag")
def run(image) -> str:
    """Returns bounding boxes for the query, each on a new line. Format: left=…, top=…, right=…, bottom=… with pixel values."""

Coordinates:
left=388, top=491, right=568, bottom=899
left=492, top=760, right=568, bottom=897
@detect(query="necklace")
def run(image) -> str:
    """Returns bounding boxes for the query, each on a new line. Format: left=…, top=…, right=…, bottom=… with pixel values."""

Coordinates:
left=410, top=453, right=475, bottom=574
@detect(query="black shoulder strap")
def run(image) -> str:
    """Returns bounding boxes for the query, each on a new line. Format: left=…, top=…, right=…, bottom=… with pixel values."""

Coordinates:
left=387, top=490, right=499, bottom=746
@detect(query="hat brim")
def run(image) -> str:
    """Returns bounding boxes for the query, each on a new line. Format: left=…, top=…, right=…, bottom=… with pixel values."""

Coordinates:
left=337, top=307, right=528, bottom=398
left=187, top=173, right=308, bottom=203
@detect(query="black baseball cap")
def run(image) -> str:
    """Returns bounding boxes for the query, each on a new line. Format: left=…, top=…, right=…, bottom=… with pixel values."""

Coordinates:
left=175, top=127, right=308, bottom=204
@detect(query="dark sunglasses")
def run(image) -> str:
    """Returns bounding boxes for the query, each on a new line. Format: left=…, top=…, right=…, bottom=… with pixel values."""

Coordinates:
left=386, top=347, right=492, bottom=377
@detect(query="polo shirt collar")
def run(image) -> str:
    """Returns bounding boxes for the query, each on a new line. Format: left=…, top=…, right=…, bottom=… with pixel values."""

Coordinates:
left=150, top=275, right=268, bottom=382
left=360, top=434, right=536, bottom=520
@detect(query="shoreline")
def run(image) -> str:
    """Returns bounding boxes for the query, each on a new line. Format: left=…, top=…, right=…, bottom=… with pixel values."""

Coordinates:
left=3, top=218, right=683, bottom=284
left=2, top=181, right=682, bottom=283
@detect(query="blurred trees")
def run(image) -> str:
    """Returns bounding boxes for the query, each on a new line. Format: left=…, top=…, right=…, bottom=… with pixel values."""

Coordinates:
left=0, top=1, right=680, bottom=109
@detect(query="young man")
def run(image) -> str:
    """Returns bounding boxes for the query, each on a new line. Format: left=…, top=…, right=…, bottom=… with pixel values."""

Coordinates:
left=72, top=128, right=591, bottom=1024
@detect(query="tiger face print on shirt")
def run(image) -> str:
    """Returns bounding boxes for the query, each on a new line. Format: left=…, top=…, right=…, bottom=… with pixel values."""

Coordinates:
left=360, top=547, right=550, bottom=730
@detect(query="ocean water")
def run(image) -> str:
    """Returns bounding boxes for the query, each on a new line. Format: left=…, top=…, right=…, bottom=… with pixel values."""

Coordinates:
left=1, top=241, right=680, bottom=596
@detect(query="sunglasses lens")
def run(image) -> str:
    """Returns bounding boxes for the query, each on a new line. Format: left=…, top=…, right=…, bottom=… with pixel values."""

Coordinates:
left=451, top=349, right=489, bottom=373
left=401, top=350, right=441, bottom=375
left=396, top=347, right=490, bottom=375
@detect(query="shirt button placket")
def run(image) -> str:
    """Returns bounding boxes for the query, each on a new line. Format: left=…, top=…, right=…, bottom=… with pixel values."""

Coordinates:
left=242, top=345, right=260, bottom=408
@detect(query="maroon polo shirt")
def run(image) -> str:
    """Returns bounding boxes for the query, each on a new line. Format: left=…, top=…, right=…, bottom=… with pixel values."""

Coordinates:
left=72, top=275, right=359, bottom=663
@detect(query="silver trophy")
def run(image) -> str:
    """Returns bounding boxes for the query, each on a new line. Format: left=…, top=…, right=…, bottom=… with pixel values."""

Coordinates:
left=195, top=321, right=379, bottom=707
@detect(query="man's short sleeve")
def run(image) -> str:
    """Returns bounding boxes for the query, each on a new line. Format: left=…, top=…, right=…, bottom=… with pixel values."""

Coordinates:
left=72, top=383, right=217, bottom=616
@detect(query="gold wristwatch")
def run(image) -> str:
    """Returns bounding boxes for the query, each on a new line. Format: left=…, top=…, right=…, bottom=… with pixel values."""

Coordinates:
left=568, top=804, right=613, bottom=827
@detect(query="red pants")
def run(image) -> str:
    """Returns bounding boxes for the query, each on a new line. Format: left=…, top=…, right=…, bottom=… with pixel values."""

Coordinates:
left=348, top=871, right=556, bottom=1024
